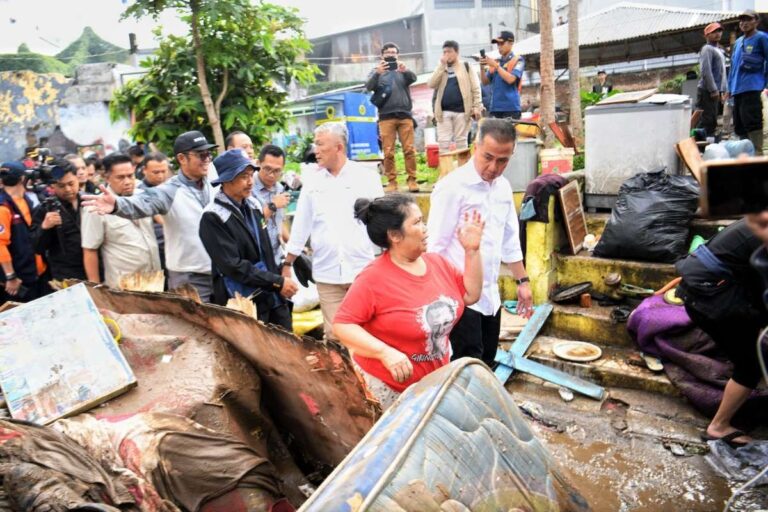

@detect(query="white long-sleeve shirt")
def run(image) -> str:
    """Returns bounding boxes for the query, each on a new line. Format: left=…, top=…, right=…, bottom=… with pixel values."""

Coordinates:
left=285, top=160, right=384, bottom=284
left=427, top=160, right=523, bottom=316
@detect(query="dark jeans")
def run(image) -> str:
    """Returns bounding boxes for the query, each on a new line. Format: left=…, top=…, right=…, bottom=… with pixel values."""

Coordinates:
left=449, top=307, right=501, bottom=366
left=733, top=90, right=763, bottom=136
left=696, top=87, right=720, bottom=136
left=490, top=111, right=521, bottom=120
left=685, top=304, right=767, bottom=389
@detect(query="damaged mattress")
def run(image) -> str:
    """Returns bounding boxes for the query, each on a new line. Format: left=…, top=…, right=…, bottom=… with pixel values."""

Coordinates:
left=300, top=358, right=590, bottom=511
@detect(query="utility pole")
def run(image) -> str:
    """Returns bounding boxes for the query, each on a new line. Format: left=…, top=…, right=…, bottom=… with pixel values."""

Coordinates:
left=539, top=0, right=556, bottom=147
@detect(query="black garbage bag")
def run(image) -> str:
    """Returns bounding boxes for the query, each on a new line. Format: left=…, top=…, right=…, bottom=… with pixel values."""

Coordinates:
left=593, top=170, right=700, bottom=263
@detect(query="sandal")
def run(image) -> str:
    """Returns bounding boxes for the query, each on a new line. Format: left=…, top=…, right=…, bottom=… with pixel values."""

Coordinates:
left=700, top=430, right=751, bottom=448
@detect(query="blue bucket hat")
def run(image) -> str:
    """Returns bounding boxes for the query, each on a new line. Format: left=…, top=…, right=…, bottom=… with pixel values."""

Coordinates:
left=211, top=149, right=258, bottom=185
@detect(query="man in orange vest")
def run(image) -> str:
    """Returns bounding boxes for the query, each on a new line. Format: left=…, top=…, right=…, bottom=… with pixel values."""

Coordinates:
left=480, top=30, right=525, bottom=120
left=0, top=162, right=48, bottom=303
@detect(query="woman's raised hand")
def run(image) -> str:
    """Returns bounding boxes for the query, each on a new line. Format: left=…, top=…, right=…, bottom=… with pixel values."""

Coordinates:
left=457, top=210, right=485, bottom=252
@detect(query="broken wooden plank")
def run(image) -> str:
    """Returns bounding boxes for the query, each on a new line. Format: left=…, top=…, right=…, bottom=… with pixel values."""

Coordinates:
left=557, top=181, right=588, bottom=255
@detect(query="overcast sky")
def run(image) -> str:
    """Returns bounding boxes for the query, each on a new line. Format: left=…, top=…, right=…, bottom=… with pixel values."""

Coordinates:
left=0, top=0, right=418, bottom=55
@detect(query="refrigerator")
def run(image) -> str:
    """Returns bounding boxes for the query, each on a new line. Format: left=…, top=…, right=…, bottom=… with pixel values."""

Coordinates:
left=584, top=94, right=691, bottom=209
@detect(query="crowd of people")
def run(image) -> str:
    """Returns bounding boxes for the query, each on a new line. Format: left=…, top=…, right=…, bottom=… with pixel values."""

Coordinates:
left=0, top=116, right=533, bottom=409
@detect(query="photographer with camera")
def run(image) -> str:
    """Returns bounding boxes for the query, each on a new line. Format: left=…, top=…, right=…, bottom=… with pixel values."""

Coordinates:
left=365, top=42, right=419, bottom=193
left=0, top=162, right=49, bottom=303
left=30, top=160, right=87, bottom=281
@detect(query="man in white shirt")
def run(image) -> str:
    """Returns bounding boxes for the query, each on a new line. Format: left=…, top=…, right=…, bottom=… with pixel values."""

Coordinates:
left=427, top=118, right=533, bottom=366
left=282, top=123, right=384, bottom=342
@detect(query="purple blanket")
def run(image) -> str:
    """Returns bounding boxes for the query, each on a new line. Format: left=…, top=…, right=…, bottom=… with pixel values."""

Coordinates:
left=628, top=295, right=767, bottom=425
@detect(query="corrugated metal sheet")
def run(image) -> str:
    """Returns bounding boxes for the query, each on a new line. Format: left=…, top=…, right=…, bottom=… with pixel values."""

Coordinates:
left=515, top=2, right=740, bottom=57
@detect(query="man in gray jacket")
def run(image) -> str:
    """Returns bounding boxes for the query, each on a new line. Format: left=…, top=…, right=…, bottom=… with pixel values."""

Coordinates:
left=697, top=23, right=728, bottom=137
left=366, top=42, right=419, bottom=193
left=82, top=131, right=217, bottom=302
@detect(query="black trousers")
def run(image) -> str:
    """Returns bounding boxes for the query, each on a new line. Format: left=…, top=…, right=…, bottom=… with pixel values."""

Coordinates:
left=733, top=90, right=763, bottom=137
left=259, top=302, right=292, bottom=331
left=696, top=87, right=720, bottom=136
left=449, top=307, right=501, bottom=366
left=685, top=304, right=767, bottom=389
left=490, top=111, right=521, bottom=120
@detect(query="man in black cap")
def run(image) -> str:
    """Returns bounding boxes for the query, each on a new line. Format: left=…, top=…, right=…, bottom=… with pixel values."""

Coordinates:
left=199, top=150, right=298, bottom=329
left=591, top=70, right=613, bottom=97
left=0, top=162, right=48, bottom=303
left=30, top=159, right=87, bottom=281
left=480, top=30, right=525, bottom=119
left=82, top=131, right=218, bottom=301
left=726, top=9, right=768, bottom=154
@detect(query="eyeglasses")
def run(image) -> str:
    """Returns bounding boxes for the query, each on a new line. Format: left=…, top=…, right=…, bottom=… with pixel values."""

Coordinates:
left=261, top=166, right=283, bottom=177
left=186, top=150, right=213, bottom=161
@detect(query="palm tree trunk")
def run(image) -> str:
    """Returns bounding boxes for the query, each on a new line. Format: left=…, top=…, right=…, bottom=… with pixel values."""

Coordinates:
left=568, top=0, right=583, bottom=146
left=539, top=0, right=556, bottom=148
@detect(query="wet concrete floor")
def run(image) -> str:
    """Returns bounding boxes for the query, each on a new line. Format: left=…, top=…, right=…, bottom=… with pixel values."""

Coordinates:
left=506, top=377, right=767, bottom=511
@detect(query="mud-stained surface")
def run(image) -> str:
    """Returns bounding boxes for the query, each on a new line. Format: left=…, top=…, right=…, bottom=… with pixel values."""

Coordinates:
left=506, top=378, right=767, bottom=511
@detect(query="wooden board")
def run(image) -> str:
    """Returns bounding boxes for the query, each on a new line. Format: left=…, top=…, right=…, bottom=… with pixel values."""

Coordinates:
left=597, top=88, right=657, bottom=105
left=548, top=122, right=579, bottom=154
left=675, top=137, right=704, bottom=183
left=557, top=181, right=588, bottom=255
left=690, top=109, right=703, bottom=130
left=0, top=284, right=136, bottom=424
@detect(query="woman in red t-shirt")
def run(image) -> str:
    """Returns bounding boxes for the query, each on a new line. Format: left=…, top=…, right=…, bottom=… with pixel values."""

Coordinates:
left=333, top=193, right=483, bottom=408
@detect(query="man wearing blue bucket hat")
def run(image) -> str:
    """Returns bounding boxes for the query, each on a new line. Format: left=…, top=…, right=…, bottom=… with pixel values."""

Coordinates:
left=199, top=149, right=298, bottom=329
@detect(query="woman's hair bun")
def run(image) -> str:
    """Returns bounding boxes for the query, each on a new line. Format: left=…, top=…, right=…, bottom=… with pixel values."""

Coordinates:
left=354, top=198, right=373, bottom=224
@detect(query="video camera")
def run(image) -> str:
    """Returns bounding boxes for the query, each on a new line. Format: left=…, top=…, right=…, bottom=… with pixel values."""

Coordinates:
left=23, top=148, right=58, bottom=186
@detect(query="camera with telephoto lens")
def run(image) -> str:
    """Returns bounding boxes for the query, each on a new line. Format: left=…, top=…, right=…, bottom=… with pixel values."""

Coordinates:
left=42, top=196, right=62, bottom=214
left=22, top=148, right=60, bottom=193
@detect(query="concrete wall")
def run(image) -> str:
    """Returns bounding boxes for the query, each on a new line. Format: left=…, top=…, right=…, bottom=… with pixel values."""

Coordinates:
left=0, top=71, right=70, bottom=162
left=328, top=57, right=424, bottom=82
left=422, top=1, right=539, bottom=71
left=0, top=63, right=136, bottom=161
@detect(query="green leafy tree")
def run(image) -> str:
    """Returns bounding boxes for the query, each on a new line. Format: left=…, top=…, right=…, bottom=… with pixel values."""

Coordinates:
left=111, top=0, right=318, bottom=152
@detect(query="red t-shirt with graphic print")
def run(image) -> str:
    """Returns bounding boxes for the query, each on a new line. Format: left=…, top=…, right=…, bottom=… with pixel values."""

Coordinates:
left=334, top=251, right=466, bottom=392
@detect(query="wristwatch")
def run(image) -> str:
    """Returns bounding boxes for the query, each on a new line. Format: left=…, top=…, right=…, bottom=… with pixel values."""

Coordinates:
left=516, top=277, right=530, bottom=285
left=282, top=260, right=293, bottom=268
left=267, top=202, right=278, bottom=213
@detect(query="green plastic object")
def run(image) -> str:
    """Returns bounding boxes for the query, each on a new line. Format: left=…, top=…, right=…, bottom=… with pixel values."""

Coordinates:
left=689, top=235, right=706, bottom=253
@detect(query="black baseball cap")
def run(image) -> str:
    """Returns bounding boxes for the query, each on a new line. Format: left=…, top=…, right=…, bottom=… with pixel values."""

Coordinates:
left=173, top=131, right=216, bottom=155
left=492, top=30, right=515, bottom=44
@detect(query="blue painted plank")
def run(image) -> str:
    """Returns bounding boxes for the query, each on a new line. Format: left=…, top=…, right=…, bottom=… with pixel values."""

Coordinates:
left=512, top=355, right=606, bottom=400
left=510, top=303, right=554, bottom=358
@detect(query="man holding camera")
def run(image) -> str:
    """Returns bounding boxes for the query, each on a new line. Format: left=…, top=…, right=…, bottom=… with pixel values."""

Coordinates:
left=0, top=162, right=48, bottom=303
left=366, top=42, right=419, bottom=193
left=30, top=160, right=87, bottom=281
left=480, top=30, right=525, bottom=120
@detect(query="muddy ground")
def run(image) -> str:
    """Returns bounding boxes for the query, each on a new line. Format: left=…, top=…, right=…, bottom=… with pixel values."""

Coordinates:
left=506, top=376, right=768, bottom=511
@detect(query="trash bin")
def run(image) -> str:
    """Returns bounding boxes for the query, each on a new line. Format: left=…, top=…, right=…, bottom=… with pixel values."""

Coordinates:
left=427, top=144, right=440, bottom=168
left=540, top=148, right=575, bottom=175
left=502, top=138, right=540, bottom=191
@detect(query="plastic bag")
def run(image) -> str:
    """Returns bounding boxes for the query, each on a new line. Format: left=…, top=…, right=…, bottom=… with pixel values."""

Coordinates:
left=593, top=170, right=700, bottom=263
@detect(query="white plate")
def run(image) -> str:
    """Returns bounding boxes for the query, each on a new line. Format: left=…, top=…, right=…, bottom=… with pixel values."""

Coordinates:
left=552, top=341, right=602, bottom=362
